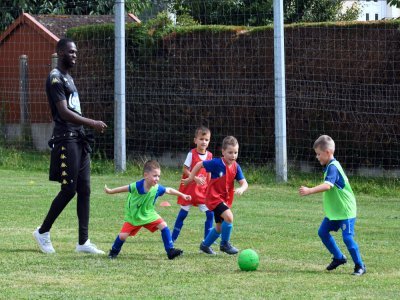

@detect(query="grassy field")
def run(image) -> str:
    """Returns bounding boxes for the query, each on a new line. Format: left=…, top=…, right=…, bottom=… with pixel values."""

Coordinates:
left=0, top=168, right=399, bottom=299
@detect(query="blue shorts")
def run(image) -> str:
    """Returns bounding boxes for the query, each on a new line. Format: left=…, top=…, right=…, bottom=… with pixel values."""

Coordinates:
left=320, top=217, right=356, bottom=235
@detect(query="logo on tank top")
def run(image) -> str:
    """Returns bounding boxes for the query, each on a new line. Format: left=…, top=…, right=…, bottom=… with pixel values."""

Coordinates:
left=342, top=223, right=347, bottom=231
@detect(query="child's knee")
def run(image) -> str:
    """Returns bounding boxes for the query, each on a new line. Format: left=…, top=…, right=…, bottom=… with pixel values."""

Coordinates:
left=221, top=210, right=234, bottom=223
left=224, top=216, right=233, bottom=223
left=157, top=222, right=168, bottom=230
left=118, top=232, right=129, bottom=241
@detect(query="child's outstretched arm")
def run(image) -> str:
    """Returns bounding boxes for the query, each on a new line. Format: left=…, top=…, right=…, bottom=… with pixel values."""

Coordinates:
left=299, top=183, right=331, bottom=196
left=235, top=178, right=248, bottom=195
left=104, top=184, right=129, bottom=195
left=165, top=187, right=192, bottom=201
left=181, top=161, right=204, bottom=185
left=183, top=165, right=207, bottom=186
left=183, top=166, right=206, bottom=185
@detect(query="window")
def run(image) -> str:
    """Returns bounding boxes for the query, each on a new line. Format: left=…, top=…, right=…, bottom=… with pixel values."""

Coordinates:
left=375, top=14, right=379, bottom=20
left=366, top=13, right=369, bottom=21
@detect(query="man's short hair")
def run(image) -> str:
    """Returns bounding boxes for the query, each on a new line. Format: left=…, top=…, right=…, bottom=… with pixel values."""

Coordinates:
left=222, top=136, right=238, bottom=150
left=313, top=135, right=335, bottom=152
left=143, top=160, right=160, bottom=173
left=56, top=38, right=75, bottom=53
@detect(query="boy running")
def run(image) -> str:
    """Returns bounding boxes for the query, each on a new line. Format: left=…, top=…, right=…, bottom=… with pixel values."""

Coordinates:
left=105, top=160, right=191, bottom=260
left=172, top=126, right=214, bottom=242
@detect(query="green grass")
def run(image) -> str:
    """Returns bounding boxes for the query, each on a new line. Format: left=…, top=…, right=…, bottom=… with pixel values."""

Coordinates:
left=1, top=146, right=399, bottom=197
left=0, top=168, right=399, bottom=299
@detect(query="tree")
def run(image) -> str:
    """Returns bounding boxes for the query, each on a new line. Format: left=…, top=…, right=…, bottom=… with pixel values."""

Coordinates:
left=169, top=0, right=361, bottom=26
left=289, top=0, right=362, bottom=23
left=0, top=0, right=151, bottom=32
left=387, top=0, right=400, bottom=8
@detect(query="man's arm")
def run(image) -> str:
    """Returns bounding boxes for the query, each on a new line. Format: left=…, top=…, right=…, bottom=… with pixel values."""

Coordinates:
left=55, top=100, right=107, bottom=133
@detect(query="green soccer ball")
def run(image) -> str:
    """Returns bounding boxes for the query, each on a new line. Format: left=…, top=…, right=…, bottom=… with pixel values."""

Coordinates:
left=238, top=249, right=259, bottom=271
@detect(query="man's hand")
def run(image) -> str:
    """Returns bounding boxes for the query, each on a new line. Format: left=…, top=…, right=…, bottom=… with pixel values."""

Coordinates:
left=92, top=120, right=107, bottom=133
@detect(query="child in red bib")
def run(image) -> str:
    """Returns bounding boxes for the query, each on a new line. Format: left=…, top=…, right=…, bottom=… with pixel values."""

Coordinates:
left=182, top=136, right=248, bottom=255
left=172, top=126, right=214, bottom=242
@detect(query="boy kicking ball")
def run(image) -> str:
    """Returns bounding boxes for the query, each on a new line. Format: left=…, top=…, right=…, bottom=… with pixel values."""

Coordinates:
left=104, top=160, right=191, bottom=260
left=299, top=135, right=366, bottom=275
left=183, top=136, right=248, bottom=255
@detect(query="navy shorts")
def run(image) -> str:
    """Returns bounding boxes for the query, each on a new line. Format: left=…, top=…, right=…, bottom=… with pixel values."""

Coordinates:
left=213, top=202, right=230, bottom=223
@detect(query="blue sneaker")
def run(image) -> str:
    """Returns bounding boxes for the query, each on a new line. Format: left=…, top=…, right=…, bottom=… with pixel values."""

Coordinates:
left=220, top=242, right=238, bottom=255
left=199, top=242, right=216, bottom=255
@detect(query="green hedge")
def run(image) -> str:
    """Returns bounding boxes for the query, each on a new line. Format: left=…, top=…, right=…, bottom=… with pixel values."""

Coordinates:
left=66, top=20, right=400, bottom=170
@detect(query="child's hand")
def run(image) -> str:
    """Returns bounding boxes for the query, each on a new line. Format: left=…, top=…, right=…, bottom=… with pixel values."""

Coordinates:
left=235, top=187, right=245, bottom=196
left=194, top=176, right=206, bottom=185
left=104, top=184, right=112, bottom=194
left=183, top=194, right=192, bottom=201
left=181, top=178, right=191, bottom=186
left=299, top=186, right=310, bottom=196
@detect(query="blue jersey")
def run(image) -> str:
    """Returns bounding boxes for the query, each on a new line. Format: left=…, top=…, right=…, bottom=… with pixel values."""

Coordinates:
left=323, top=159, right=345, bottom=189
left=203, top=158, right=244, bottom=181
left=202, top=158, right=245, bottom=209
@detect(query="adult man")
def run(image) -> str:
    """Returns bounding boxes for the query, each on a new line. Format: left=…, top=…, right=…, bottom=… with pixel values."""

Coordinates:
left=33, top=38, right=107, bottom=254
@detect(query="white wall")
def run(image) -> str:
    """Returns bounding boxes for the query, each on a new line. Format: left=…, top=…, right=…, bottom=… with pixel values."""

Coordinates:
left=344, top=0, right=400, bottom=20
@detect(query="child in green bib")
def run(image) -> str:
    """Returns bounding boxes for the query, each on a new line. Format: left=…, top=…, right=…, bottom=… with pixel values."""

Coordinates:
left=104, top=160, right=191, bottom=260
left=299, top=135, right=366, bottom=276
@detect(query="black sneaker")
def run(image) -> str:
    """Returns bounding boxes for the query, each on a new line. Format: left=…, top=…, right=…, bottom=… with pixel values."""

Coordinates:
left=108, top=248, right=119, bottom=259
left=326, top=255, right=347, bottom=271
left=167, top=248, right=183, bottom=260
left=220, top=242, right=239, bottom=255
left=199, top=242, right=216, bottom=255
left=352, top=264, right=366, bottom=276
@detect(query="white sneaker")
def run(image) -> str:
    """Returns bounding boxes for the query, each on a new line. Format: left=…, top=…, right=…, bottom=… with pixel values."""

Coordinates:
left=75, top=239, right=105, bottom=254
left=33, top=227, right=55, bottom=254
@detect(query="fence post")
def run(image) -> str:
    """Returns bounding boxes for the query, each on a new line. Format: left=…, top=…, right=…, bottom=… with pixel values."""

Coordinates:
left=19, top=54, right=30, bottom=142
left=51, top=53, right=58, bottom=69
left=114, top=0, right=126, bottom=172
left=273, top=0, right=288, bottom=182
